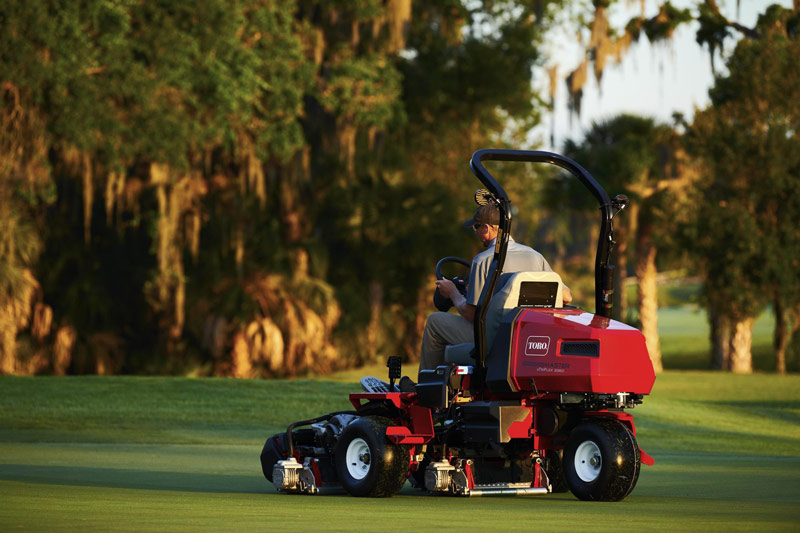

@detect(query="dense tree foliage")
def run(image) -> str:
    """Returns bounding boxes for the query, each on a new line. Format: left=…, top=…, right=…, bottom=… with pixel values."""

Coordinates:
left=554, top=1, right=800, bottom=374
left=0, top=0, right=555, bottom=376
left=685, top=5, right=800, bottom=373
left=2, top=1, right=798, bottom=377
left=554, top=0, right=792, bottom=119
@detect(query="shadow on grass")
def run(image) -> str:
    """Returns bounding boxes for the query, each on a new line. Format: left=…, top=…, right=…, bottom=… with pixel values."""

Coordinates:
left=662, top=349, right=710, bottom=370
left=662, top=346, right=797, bottom=373
left=0, top=464, right=267, bottom=495
left=703, top=399, right=800, bottom=424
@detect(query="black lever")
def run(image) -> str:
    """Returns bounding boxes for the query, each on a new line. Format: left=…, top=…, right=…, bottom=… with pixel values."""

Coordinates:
left=387, top=356, right=402, bottom=391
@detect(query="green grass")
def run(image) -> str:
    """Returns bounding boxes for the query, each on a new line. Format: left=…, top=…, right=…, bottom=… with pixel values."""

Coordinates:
left=2, top=374, right=800, bottom=531
left=0, top=376, right=354, bottom=444
left=624, top=277, right=703, bottom=309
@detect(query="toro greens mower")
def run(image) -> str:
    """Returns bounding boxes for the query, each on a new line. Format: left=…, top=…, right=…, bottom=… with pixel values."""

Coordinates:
left=261, top=150, right=656, bottom=501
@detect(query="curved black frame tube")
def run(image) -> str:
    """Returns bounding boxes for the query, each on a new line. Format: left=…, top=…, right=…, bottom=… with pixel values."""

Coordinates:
left=469, top=149, right=615, bottom=367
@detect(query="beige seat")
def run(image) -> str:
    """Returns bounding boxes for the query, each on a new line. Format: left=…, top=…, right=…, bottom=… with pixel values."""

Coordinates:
left=444, top=271, right=564, bottom=365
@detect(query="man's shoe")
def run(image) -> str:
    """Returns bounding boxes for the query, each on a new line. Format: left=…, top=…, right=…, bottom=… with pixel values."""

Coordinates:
left=399, top=376, right=417, bottom=393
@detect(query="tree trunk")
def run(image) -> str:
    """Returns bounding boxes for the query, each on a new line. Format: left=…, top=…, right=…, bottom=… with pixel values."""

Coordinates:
left=612, top=219, right=628, bottom=323
left=404, top=280, right=432, bottom=363
left=0, top=325, right=16, bottom=375
left=366, top=281, right=383, bottom=359
left=774, top=297, right=787, bottom=375
left=709, top=306, right=731, bottom=370
left=636, top=219, right=662, bottom=372
left=82, top=152, right=93, bottom=244
left=587, top=217, right=600, bottom=274
left=614, top=202, right=638, bottom=323
left=772, top=298, right=800, bottom=374
left=728, top=316, right=754, bottom=374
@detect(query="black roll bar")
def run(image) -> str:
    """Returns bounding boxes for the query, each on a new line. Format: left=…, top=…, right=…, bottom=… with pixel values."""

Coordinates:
left=469, top=149, right=616, bottom=367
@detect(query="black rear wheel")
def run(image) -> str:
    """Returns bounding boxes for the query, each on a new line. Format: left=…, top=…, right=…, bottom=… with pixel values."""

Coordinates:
left=563, top=418, right=640, bottom=501
left=334, top=416, right=409, bottom=497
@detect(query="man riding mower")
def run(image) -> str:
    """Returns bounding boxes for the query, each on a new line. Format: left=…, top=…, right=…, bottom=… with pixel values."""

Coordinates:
left=261, top=149, right=656, bottom=502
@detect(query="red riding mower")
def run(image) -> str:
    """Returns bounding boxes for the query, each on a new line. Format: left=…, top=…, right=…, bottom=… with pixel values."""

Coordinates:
left=261, top=150, right=656, bottom=501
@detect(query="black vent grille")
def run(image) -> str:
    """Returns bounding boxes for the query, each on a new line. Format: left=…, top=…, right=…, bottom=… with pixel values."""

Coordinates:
left=561, top=341, right=600, bottom=357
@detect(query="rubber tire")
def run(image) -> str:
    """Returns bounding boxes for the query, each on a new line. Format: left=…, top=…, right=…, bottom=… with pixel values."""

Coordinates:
left=408, top=455, right=430, bottom=490
left=334, top=416, right=409, bottom=497
left=563, top=419, right=641, bottom=501
left=545, top=449, right=569, bottom=493
left=260, top=432, right=287, bottom=482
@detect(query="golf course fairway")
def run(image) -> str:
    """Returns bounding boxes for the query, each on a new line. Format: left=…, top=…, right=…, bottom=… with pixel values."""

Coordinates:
left=1, top=372, right=798, bottom=531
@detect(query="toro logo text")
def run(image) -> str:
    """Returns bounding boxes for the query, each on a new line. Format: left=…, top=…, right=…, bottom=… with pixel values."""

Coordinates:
left=524, top=336, right=550, bottom=356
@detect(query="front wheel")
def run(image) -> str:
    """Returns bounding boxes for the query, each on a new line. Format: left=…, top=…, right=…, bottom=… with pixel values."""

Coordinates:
left=334, top=416, right=409, bottom=497
left=563, top=419, right=640, bottom=501
left=260, top=429, right=316, bottom=483
left=260, top=433, right=287, bottom=482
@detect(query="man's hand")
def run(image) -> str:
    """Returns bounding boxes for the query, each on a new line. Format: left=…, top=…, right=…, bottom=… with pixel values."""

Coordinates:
left=562, top=285, right=573, bottom=304
left=435, top=279, right=459, bottom=300
left=436, top=279, right=475, bottom=322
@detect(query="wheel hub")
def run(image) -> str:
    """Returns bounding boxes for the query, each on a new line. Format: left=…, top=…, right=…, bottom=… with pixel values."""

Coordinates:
left=574, top=440, right=602, bottom=482
left=345, top=437, right=371, bottom=480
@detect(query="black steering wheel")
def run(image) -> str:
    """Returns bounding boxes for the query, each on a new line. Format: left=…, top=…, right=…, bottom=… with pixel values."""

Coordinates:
left=433, top=257, right=471, bottom=312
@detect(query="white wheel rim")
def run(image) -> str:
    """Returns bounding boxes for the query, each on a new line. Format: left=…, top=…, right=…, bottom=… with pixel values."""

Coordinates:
left=574, top=440, right=602, bottom=482
left=345, top=437, right=371, bottom=480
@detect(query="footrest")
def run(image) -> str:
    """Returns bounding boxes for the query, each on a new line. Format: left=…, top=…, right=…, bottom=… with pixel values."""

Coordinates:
left=360, top=376, right=399, bottom=393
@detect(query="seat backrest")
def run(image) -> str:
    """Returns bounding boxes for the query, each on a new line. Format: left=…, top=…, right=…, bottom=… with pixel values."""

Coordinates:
left=485, top=271, right=564, bottom=348
left=490, top=272, right=564, bottom=310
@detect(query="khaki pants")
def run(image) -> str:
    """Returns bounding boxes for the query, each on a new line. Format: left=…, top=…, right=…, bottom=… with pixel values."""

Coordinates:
left=419, top=312, right=474, bottom=372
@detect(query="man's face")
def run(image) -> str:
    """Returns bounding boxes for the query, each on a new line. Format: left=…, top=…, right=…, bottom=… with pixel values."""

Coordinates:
left=474, top=223, right=498, bottom=247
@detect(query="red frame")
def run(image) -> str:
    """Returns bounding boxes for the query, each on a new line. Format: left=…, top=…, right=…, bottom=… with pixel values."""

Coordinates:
left=347, top=305, right=656, bottom=468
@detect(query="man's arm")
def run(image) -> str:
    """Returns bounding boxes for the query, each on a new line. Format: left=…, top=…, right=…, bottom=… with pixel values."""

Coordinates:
left=451, top=292, right=476, bottom=322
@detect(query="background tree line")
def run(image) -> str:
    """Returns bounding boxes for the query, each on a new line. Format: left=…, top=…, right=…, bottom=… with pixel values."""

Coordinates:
left=1, top=0, right=798, bottom=377
left=557, top=2, right=800, bottom=375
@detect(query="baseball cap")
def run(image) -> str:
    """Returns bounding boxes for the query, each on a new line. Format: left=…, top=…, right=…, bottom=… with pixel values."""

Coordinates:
left=462, top=204, right=500, bottom=228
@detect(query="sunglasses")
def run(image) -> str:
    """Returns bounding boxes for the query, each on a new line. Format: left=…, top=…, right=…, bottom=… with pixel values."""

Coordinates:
left=472, top=223, right=483, bottom=232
